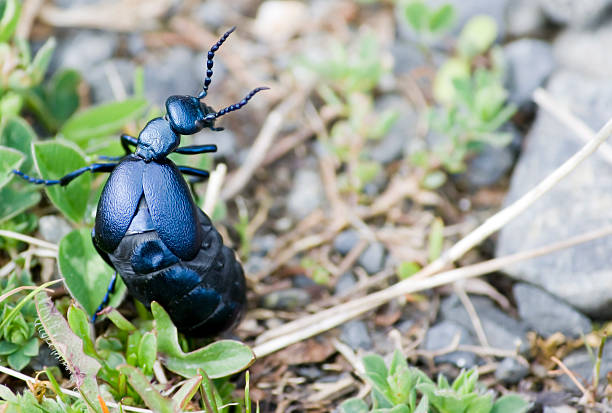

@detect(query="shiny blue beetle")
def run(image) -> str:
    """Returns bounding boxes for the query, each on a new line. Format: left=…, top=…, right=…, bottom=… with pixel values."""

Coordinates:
left=14, top=28, right=266, bottom=337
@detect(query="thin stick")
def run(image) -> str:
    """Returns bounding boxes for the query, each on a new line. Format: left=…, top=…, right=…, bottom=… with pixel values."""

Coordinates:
left=253, top=224, right=612, bottom=357
left=550, top=356, right=590, bottom=399
left=221, top=92, right=306, bottom=200
left=455, top=284, right=489, bottom=347
left=533, top=88, right=612, bottom=164
left=0, top=230, right=58, bottom=251
left=203, top=163, right=227, bottom=216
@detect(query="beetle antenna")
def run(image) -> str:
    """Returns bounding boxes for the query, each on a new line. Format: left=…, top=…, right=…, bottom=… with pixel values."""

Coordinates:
left=204, top=87, right=269, bottom=120
left=197, top=26, right=236, bottom=100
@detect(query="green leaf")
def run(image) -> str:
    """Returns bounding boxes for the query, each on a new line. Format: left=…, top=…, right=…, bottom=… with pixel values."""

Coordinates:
left=105, top=308, right=136, bottom=332
left=0, top=340, right=18, bottom=354
left=0, top=92, right=23, bottom=118
left=137, top=332, right=157, bottom=375
left=491, top=394, right=530, bottom=413
left=405, top=1, right=429, bottom=32
left=428, top=217, right=444, bottom=262
left=67, top=304, right=98, bottom=359
left=0, top=146, right=23, bottom=189
left=60, top=98, right=148, bottom=145
left=172, top=374, right=202, bottom=410
left=46, top=69, right=81, bottom=125
left=0, top=116, right=37, bottom=174
left=458, top=15, right=497, bottom=58
left=340, top=398, right=369, bottom=413
left=28, top=37, right=56, bottom=85
left=422, top=170, right=446, bottom=189
left=429, top=4, right=455, bottom=33
left=21, top=336, right=39, bottom=357
left=7, top=347, right=30, bottom=370
left=433, top=58, right=470, bottom=106
left=397, top=261, right=421, bottom=279
left=118, top=365, right=176, bottom=413
left=35, top=292, right=101, bottom=412
left=0, top=0, right=20, bottom=43
left=0, top=183, right=40, bottom=223
left=32, top=140, right=90, bottom=222
left=153, top=302, right=255, bottom=378
left=58, top=228, right=127, bottom=315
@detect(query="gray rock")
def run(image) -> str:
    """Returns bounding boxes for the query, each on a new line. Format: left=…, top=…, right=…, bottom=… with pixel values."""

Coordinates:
left=296, top=366, right=322, bottom=380
left=423, top=320, right=478, bottom=368
left=193, top=0, right=230, bottom=30
left=496, top=71, right=612, bottom=317
left=286, top=169, right=324, bottom=220
left=505, top=0, right=548, bottom=37
left=340, top=320, right=372, bottom=350
left=504, top=39, right=556, bottom=107
left=369, top=95, right=417, bottom=164
left=38, top=215, right=72, bottom=244
left=250, top=234, right=277, bottom=256
left=358, top=242, right=386, bottom=275
left=554, top=25, right=612, bottom=78
left=333, top=229, right=360, bottom=255
left=459, top=141, right=515, bottom=188
left=334, top=272, right=357, bottom=297
left=514, top=283, right=592, bottom=339
left=261, top=288, right=311, bottom=311
left=440, top=295, right=530, bottom=354
left=53, top=30, right=119, bottom=75
left=243, top=255, right=270, bottom=276
left=144, top=47, right=205, bottom=105
left=558, top=344, right=612, bottom=392
left=495, top=357, right=529, bottom=384
left=537, top=0, right=612, bottom=26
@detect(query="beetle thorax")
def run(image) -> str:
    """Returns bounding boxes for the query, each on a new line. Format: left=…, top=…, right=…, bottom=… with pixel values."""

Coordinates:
left=135, top=117, right=180, bottom=162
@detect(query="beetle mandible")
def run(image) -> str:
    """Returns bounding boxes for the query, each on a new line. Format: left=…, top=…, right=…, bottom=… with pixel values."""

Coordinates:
left=13, top=27, right=266, bottom=337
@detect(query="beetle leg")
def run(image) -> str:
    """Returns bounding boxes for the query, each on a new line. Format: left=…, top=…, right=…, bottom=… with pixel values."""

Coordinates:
left=197, top=27, right=236, bottom=99
left=92, top=272, right=117, bottom=323
left=174, top=144, right=217, bottom=155
left=178, top=165, right=210, bottom=183
left=121, top=134, right=138, bottom=154
left=13, top=163, right=117, bottom=186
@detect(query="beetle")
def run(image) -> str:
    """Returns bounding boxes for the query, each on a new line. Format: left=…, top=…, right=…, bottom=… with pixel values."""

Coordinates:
left=13, top=27, right=266, bottom=337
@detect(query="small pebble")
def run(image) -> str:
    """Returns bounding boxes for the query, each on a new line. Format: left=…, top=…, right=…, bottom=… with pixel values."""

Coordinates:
left=358, top=242, right=386, bottom=275
left=261, top=288, right=311, bottom=311
left=340, top=320, right=372, bottom=350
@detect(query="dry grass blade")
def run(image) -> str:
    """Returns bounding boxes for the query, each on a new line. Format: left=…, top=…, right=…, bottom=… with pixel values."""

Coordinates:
left=254, top=107, right=612, bottom=352
left=221, top=91, right=306, bottom=200
left=39, top=0, right=173, bottom=31
left=253, top=224, right=612, bottom=357
left=0, top=230, right=58, bottom=251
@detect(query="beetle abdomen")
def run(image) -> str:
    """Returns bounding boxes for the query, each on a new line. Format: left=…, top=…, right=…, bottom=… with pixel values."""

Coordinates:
left=107, top=206, right=246, bottom=337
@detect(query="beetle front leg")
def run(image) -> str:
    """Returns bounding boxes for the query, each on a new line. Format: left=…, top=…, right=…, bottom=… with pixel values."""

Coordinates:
left=13, top=163, right=118, bottom=186
left=92, top=271, right=117, bottom=323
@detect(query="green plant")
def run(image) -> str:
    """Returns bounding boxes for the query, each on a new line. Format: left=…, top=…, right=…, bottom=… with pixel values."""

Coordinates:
left=34, top=291, right=255, bottom=411
left=341, top=350, right=530, bottom=413
left=411, top=14, right=516, bottom=188
left=0, top=271, right=40, bottom=370
left=300, top=33, right=397, bottom=193
left=402, top=0, right=455, bottom=52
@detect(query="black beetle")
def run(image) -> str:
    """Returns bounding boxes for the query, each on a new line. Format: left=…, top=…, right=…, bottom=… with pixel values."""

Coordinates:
left=13, top=27, right=266, bottom=337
